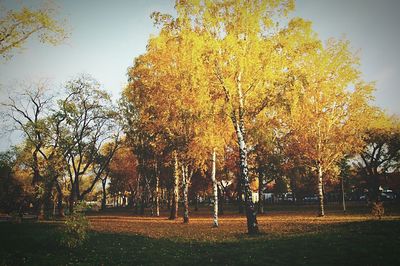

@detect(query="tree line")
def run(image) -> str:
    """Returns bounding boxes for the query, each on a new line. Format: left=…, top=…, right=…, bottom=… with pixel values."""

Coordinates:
left=1, top=0, right=399, bottom=235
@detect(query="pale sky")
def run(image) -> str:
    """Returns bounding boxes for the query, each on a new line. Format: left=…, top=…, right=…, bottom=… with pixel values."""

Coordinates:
left=1, top=0, right=399, bottom=150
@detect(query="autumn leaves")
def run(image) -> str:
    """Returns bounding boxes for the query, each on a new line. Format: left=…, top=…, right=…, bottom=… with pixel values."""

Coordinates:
left=123, top=0, right=376, bottom=234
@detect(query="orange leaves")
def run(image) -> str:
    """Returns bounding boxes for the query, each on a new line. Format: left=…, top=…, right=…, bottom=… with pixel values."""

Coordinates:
left=87, top=211, right=389, bottom=242
left=125, top=7, right=235, bottom=173
left=122, top=2, right=380, bottom=216
left=281, top=36, right=375, bottom=179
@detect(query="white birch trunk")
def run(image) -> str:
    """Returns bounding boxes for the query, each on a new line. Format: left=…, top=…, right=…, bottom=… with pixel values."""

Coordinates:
left=233, top=71, right=259, bottom=234
left=211, top=148, right=218, bottom=227
left=317, top=163, right=325, bottom=217
left=182, top=164, right=190, bottom=223
left=155, top=166, right=160, bottom=217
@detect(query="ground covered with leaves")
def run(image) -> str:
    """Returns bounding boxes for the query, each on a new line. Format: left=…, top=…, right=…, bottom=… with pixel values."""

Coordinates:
left=1, top=204, right=400, bottom=265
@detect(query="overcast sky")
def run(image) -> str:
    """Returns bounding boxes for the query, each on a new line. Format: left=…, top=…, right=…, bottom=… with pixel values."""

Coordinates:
left=1, top=0, right=399, bottom=150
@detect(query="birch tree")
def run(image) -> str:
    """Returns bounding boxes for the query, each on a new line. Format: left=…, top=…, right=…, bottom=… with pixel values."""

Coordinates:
left=108, top=143, right=139, bottom=209
left=283, top=39, right=374, bottom=216
left=125, top=13, right=213, bottom=222
left=174, top=0, right=295, bottom=234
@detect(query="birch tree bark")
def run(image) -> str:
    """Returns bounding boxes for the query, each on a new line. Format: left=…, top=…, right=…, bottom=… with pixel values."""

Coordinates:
left=211, top=148, right=218, bottom=227
left=232, top=71, right=259, bottom=234
left=155, top=164, right=160, bottom=217
left=169, top=152, right=179, bottom=220
left=317, top=163, right=325, bottom=217
left=182, top=164, right=190, bottom=223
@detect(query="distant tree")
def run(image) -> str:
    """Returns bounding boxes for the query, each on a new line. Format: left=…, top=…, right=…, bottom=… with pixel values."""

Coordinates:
left=58, top=75, right=120, bottom=212
left=356, top=116, right=400, bottom=208
left=92, top=140, right=121, bottom=210
left=124, top=15, right=216, bottom=222
left=108, top=144, right=139, bottom=209
left=0, top=1, right=68, bottom=59
left=1, top=81, right=65, bottom=217
left=119, top=92, right=166, bottom=216
left=273, top=176, right=289, bottom=196
left=248, top=113, right=285, bottom=213
left=0, top=150, right=23, bottom=213
left=338, top=157, right=351, bottom=212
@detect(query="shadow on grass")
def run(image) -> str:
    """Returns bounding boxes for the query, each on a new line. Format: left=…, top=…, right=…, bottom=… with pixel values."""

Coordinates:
left=0, top=220, right=399, bottom=265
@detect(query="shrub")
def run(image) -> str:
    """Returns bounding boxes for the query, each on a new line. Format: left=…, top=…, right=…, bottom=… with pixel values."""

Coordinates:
left=60, top=202, right=90, bottom=248
left=371, top=201, right=384, bottom=219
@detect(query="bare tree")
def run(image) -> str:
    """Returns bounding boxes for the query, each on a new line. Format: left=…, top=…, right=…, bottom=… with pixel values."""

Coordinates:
left=58, top=75, right=120, bottom=212
left=1, top=80, right=65, bottom=217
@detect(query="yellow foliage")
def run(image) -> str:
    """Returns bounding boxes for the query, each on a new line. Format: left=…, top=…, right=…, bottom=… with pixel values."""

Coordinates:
left=249, top=177, right=259, bottom=192
left=0, top=2, right=68, bottom=59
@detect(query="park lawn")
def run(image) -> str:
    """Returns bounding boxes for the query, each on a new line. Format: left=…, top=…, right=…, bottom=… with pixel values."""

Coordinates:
left=1, top=208, right=400, bottom=265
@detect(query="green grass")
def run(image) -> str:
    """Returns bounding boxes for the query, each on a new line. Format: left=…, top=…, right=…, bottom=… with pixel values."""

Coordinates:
left=1, top=219, right=399, bottom=265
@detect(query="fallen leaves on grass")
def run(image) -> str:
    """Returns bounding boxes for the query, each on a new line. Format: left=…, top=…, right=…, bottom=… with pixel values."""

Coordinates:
left=87, top=212, right=400, bottom=242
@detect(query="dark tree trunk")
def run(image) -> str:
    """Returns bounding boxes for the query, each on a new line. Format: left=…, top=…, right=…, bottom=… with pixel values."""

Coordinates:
left=75, top=179, right=81, bottom=201
left=134, top=198, right=139, bottom=214
left=194, top=193, right=199, bottom=211
left=292, top=190, right=297, bottom=205
left=368, top=172, right=384, bottom=216
left=258, top=170, right=264, bottom=214
left=101, top=179, right=107, bottom=211
left=41, top=178, right=55, bottom=219
left=341, top=175, right=346, bottom=213
left=368, top=171, right=381, bottom=203
left=140, top=195, right=145, bottom=214
left=69, top=197, right=74, bottom=213
left=55, top=181, right=64, bottom=217
left=167, top=190, right=171, bottom=210
left=69, top=180, right=80, bottom=213
left=290, top=169, right=298, bottom=205
left=69, top=182, right=76, bottom=213
left=218, top=185, right=224, bottom=215
left=169, top=196, right=177, bottom=219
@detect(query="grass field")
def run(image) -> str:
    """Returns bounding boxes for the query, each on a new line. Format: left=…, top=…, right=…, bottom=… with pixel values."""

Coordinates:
left=1, top=203, right=400, bottom=265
